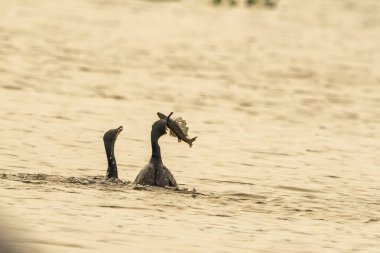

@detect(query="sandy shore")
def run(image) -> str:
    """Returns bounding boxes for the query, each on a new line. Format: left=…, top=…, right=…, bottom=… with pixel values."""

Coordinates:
left=0, top=0, right=379, bottom=252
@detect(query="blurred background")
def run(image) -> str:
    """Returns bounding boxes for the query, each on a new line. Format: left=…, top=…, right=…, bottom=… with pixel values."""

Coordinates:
left=0, top=0, right=379, bottom=252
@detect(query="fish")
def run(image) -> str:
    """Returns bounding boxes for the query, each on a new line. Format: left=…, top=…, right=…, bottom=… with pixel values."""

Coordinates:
left=157, top=112, right=197, bottom=148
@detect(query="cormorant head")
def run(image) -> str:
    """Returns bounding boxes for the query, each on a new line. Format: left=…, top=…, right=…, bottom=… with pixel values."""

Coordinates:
left=152, top=119, right=167, bottom=138
left=103, top=126, right=123, bottom=145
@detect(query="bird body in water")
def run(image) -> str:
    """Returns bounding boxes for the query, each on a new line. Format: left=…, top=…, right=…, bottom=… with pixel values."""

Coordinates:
left=103, top=126, right=123, bottom=180
left=134, top=118, right=177, bottom=187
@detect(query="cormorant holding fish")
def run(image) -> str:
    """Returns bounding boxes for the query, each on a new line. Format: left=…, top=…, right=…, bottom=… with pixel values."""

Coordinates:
left=134, top=113, right=178, bottom=187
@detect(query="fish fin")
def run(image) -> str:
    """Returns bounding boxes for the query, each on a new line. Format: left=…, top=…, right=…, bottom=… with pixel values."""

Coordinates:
left=188, top=136, right=197, bottom=148
left=175, top=117, right=189, bottom=136
left=169, top=130, right=177, bottom=138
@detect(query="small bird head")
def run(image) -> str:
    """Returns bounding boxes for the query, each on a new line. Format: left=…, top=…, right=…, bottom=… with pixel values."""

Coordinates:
left=103, top=126, right=123, bottom=144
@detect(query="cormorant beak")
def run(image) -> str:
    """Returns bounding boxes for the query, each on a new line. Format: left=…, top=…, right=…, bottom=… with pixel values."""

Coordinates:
left=165, top=112, right=173, bottom=135
left=166, top=112, right=173, bottom=124
left=117, top=126, right=123, bottom=135
left=167, top=112, right=173, bottom=121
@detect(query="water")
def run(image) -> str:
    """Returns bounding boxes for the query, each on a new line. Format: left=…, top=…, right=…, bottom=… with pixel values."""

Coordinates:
left=0, top=0, right=379, bottom=252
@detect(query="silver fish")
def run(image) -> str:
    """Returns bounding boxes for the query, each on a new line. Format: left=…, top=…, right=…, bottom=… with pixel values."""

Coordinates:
left=157, top=112, right=197, bottom=148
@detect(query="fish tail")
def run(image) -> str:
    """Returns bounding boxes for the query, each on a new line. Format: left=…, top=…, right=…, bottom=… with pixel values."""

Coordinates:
left=188, top=136, right=197, bottom=148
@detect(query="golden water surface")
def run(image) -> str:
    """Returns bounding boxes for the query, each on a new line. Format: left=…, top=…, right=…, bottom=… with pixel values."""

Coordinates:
left=0, top=0, right=379, bottom=252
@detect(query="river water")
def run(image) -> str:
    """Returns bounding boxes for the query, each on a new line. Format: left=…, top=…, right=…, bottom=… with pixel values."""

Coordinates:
left=0, top=0, right=379, bottom=252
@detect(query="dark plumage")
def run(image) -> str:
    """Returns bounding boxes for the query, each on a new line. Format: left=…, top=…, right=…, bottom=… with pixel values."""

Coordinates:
left=134, top=119, right=177, bottom=187
left=103, top=126, right=123, bottom=179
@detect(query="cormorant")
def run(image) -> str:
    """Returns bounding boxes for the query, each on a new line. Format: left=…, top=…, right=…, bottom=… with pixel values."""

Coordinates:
left=103, top=126, right=123, bottom=180
left=134, top=116, right=177, bottom=187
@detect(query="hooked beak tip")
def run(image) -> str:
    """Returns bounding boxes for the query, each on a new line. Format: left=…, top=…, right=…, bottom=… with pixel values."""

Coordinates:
left=167, top=112, right=173, bottom=122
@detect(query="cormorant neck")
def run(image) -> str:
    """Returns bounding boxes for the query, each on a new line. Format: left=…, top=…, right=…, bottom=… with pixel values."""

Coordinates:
left=151, top=132, right=162, bottom=163
left=104, top=141, right=118, bottom=179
